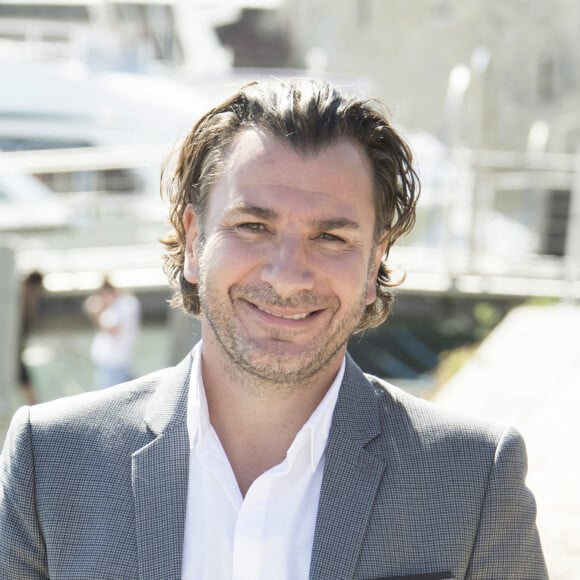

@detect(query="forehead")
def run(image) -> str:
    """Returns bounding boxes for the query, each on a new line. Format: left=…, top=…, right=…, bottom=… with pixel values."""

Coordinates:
left=227, top=128, right=371, bottom=182
left=207, top=128, right=376, bottom=220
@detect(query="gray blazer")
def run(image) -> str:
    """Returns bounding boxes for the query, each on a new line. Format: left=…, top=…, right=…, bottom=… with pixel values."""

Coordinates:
left=0, top=353, right=547, bottom=579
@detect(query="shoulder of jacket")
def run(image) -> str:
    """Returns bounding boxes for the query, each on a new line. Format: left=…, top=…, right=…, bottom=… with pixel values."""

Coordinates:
left=27, top=365, right=173, bottom=434
left=364, top=372, right=510, bottom=446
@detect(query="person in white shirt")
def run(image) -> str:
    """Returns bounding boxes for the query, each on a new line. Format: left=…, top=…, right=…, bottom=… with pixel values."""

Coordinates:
left=0, top=78, right=547, bottom=579
left=83, top=278, right=141, bottom=389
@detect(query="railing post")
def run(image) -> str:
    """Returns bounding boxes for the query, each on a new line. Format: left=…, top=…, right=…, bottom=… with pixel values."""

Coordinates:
left=0, top=246, right=19, bottom=444
left=468, top=149, right=481, bottom=273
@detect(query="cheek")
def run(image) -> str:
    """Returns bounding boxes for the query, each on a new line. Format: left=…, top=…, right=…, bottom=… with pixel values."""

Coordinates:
left=199, top=236, right=262, bottom=284
left=324, top=254, right=373, bottom=302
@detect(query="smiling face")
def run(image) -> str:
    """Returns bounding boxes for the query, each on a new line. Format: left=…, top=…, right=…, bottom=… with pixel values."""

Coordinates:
left=183, top=129, right=387, bottom=390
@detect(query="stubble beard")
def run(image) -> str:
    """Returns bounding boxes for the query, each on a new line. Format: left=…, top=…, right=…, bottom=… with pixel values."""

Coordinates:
left=198, top=276, right=369, bottom=397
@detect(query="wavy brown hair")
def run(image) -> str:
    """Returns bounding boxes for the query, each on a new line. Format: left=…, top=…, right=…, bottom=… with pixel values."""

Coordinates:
left=161, top=78, right=419, bottom=332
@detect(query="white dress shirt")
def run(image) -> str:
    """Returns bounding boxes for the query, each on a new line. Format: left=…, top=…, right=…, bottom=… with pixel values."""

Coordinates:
left=181, top=343, right=344, bottom=580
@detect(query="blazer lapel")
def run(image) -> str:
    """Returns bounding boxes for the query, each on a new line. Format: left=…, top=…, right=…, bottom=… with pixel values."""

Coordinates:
left=132, top=355, right=193, bottom=580
left=310, top=355, right=387, bottom=580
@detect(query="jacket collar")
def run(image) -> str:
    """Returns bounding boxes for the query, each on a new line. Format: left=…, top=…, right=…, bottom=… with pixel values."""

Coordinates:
left=134, top=351, right=194, bottom=580
left=143, top=351, right=193, bottom=436
left=310, top=354, right=387, bottom=580
left=331, top=353, right=383, bottom=444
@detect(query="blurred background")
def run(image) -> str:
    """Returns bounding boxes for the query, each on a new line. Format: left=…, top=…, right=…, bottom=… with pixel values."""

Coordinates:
left=0, top=0, right=578, bottom=577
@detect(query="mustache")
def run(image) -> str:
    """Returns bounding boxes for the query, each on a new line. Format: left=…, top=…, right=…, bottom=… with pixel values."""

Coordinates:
left=231, top=285, right=333, bottom=310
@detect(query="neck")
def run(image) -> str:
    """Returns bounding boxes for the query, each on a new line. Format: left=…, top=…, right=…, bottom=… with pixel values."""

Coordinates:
left=199, top=333, right=343, bottom=495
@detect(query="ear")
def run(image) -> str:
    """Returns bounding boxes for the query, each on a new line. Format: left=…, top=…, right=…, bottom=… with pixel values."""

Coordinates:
left=183, top=204, right=200, bottom=284
left=366, top=236, right=389, bottom=305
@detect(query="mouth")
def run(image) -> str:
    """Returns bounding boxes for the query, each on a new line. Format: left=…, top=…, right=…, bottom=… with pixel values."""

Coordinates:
left=253, top=303, right=315, bottom=320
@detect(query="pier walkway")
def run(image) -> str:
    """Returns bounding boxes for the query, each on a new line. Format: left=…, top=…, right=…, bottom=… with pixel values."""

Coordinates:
left=434, top=304, right=580, bottom=579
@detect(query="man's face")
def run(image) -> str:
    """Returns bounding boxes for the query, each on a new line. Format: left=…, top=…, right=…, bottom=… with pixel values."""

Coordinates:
left=183, top=129, right=387, bottom=388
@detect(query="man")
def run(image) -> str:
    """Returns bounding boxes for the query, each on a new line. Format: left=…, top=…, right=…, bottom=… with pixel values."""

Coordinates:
left=83, top=277, right=141, bottom=389
left=0, top=79, right=547, bottom=579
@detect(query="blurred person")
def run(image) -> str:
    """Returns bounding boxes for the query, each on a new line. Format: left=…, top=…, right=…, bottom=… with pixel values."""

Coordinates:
left=0, top=79, right=547, bottom=579
left=18, top=270, right=44, bottom=405
left=83, top=277, right=141, bottom=389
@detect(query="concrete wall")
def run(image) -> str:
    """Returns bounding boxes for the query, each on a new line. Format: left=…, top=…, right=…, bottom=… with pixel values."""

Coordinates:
left=287, top=0, right=580, bottom=151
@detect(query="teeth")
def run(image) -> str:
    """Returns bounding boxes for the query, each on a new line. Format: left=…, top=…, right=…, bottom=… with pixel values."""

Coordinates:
left=256, top=305, right=310, bottom=319
left=282, top=312, right=310, bottom=320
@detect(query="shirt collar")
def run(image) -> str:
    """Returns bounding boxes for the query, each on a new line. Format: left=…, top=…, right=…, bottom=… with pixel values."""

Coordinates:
left=186, top=341, right=344, bottom=472
left=186, top=342, right=209, bottom=449
left=287, top=358, right=344, bottom=472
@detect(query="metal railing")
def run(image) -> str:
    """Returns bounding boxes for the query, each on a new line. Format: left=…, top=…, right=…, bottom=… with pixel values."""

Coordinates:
left=392, top=146, right=580, bottom=301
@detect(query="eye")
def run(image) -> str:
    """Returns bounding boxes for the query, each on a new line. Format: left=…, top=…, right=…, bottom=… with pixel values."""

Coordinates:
left=237, top=222, right=267, bottom=232
left=317, top=232, right=346, bottom=244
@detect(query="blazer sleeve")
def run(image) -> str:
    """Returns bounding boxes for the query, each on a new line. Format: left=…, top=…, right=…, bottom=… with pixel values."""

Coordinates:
left=466, top=426, right=548, bottom=578
left=0, top=406, right=49, bottom=579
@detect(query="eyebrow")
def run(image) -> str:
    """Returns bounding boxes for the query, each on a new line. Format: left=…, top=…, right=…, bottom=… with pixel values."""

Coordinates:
left=228, top=203, right=276, bottom=221
left=228, top=202, right=361, bottom=231
left=312, top=217, right=361, bottom=232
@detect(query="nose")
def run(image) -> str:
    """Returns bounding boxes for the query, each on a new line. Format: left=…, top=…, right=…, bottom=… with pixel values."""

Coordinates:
left=261, top=234, right=314, bottom=297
